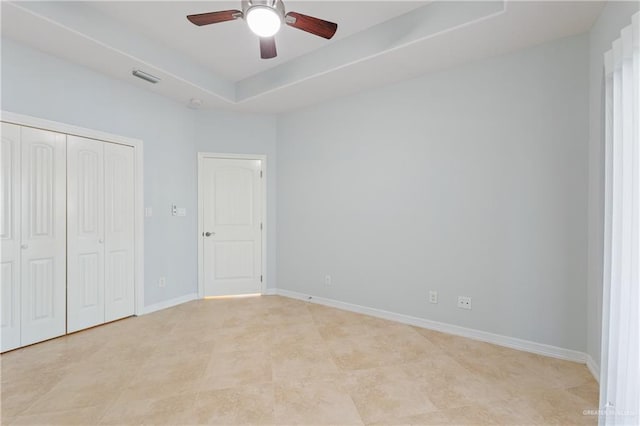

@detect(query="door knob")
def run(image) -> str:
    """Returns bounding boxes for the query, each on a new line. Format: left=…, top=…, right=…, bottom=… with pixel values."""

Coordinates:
left=204, top=232, right=215, bottom=237
left=21, top=244, right=28, bottom=249
left=98, top=239, right=104, bottom=244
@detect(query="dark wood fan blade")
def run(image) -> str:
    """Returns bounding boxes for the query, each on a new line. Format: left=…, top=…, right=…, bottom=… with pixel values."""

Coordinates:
left=260, top=37, right=277, bottom=59
left=285, top=12, right=337, bottom=39
left=187, top=10, right=242, bottom=26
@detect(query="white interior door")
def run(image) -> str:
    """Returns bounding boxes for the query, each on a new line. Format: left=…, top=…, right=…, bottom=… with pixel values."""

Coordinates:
left=1, top=123, right=22, bottom=352
left=202, top=158, right=262, bottom=296
left=104, top=143, right=135, bottom=322
left=20, top=127, right=66, bottom=346
left=67, top=136, right=105, bottom=333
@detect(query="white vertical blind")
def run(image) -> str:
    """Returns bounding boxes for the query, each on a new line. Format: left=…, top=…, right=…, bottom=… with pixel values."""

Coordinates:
left=600, top=11, right=640, bottom=426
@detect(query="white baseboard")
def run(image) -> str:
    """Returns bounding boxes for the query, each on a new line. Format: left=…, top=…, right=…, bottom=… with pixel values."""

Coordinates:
left=263, top=288, right=278, bottom=296
left=142, top=292, right=198, bottom=315
left=275, top=288, right=589, bottom=364
left=586, top=354, right=600, bottom=382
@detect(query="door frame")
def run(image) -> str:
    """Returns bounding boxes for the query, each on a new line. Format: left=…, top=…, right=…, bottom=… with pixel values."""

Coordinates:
left=197, top=152, right=267, bottom=298
left=0, top=110, right=145, bottom=316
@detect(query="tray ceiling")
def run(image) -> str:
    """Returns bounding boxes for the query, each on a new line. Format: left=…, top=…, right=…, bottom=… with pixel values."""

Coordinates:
left=1, top=1, right=604, bottom=112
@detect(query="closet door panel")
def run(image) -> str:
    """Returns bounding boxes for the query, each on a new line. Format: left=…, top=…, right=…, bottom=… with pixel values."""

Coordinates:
left=67, top=136, right=105, bottom=333
left=104, top=143, right=135, bottom=322
left=20, top=127, right=66, bottom=346
left=1, top=123, right=21, bottom=352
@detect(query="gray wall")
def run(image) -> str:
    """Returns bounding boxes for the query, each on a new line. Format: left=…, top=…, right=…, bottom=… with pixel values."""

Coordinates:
left=586, top=1, right=640, bottom=369
left=1, top=38, right=277, bottom=307
left=277, top=34, right=590, bottom=351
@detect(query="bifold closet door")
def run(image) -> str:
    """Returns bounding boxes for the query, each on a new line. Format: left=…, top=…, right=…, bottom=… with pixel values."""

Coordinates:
left=20, top=127, right=67, bottom=346
left=67, top=136, right=105, bottom=333
left=104, top=143, right=135, bottom=322
left=1, top=123, right=22, bottom=352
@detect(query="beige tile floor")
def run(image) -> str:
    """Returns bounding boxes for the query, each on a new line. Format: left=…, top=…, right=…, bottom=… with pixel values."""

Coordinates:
left=1, top=296, right=598, bottom=425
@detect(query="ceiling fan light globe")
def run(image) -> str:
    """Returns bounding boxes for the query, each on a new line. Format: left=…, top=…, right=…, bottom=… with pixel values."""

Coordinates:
left=246, top=6, right=281, bottom=37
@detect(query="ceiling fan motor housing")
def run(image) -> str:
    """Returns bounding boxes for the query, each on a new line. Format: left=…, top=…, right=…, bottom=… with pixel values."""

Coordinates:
left=242, top=0, right=285, bottom=18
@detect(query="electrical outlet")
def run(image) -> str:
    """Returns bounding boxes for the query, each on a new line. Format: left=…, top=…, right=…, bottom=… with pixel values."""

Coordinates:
left=324, top=275, right=332, bottom=285
left=158, top=277, right=166, bottom=288
left=429, top=290, right=438, bottom=304
left=457, top=296, right=471, bottom=310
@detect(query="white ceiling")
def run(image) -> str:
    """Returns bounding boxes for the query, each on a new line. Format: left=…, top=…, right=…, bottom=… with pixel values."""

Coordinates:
left=1, top=1, right=604, bottom=113
left=87, top=1, right=427, bottom=81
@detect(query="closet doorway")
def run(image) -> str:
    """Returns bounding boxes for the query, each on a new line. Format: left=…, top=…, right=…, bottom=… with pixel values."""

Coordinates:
left=0, top=112, right=144, bottom=352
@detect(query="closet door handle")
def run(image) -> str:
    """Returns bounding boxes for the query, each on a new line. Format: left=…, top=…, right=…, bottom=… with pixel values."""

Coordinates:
left=21, top=244, right=28, bottom=249
left=98, top=239, right=104, bottom=244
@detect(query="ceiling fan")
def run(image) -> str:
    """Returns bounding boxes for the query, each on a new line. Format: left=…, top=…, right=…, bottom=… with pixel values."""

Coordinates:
left=187, top=0, right=338, bottom=59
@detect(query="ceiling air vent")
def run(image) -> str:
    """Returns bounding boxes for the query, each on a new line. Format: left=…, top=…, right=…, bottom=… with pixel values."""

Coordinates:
left=132, top=69, right=160, bottom=84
